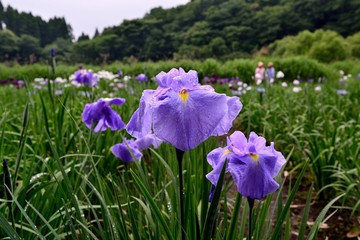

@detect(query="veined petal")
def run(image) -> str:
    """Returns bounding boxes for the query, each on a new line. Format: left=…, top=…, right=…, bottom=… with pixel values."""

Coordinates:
left=212, top=96, right=242, bottom=136
left=153, top=89, right=228, bottom=151
left=135, top=134, right=163, bottom=149
left=230, top=155, right=279, bottom=200
left=126, top=90, right=155, bottom=138
left=229, top=131, right=247, bottom=153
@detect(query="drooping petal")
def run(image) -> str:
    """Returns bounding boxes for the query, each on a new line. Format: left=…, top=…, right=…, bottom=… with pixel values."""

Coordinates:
left=94, top=118, right=106, bottom=132
left=152, top=89, right=229, bottom=151
left=230, top=155, right=279, bottom=200
left=211, top=96, right=242, bottom=136
left=111, top=140, right=142, bottom=162
left=104, top=106, right=126, bottom=131
left=135, top=134, right=163, bottom=149
left=82, top=101, right=105, bottom=129
left=82, top=98, right=125, bottom=132
left=126, top=90, right=155, bottom=138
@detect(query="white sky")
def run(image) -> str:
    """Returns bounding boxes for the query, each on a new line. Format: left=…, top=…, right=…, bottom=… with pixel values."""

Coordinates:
left=1, top=0, right=189, bottom=39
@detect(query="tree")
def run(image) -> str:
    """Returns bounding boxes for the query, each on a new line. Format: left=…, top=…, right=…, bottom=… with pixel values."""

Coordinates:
left=18, top=34, right=41, bottom=63
left=78, top=33, right=90, bottom=42
left=0, top=29, right=20, bottom=61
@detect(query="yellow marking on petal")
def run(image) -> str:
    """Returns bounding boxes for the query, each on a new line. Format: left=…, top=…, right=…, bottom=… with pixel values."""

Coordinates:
left=179, top=89, right=189, bottom=104
left=223, top=149, right=231, bottom=155
left=250, top=153, right=259, bottom=162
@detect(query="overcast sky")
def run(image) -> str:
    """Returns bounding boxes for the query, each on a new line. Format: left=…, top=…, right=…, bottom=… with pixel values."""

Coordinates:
left=1, top=0, right=189, bottom=39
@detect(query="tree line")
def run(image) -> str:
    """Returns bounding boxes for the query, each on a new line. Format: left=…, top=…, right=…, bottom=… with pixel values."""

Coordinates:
left=1, top=0, right=360, bottom=64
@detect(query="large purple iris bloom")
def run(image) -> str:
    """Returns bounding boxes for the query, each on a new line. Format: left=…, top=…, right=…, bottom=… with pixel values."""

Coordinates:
left=74, top=69, right=98, bottom=87
left=111, top=134, right=162, bottom=162
left=82, top=98, right=126, bottom=132
left=126, top=68, right=242, bottom=151
left=206, top=131, right=286, bottom=200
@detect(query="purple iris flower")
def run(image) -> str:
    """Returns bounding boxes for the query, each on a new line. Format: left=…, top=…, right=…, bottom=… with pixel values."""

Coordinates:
left=337, top=89, right=348, bottom=96
left=206, top=131, right=286, bottom=200
left=137, top=73, right=148, bottom=82
left=256, top=87, right=266, bottom=93
left=126, top=68, right=242, bottom=151
left=82, top=98, right=126, bottom=132
left=111, top=134, right=162, bottom=162
left=117, top=69, right=123, bottom=77
left=74, top=69, right=98, bottom=87
left=51, top=48, right=56, bottom=57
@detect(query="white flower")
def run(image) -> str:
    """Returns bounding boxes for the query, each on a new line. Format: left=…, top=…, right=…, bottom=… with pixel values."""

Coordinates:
left=293, top=80, right=300, bottom=85
left=315, top=86, right=321, bottom=92
left=246, top=86, right=252, bottom=91
left=256, top=79, right=262, bottom=85
left=123, top=75, right=131, bottom=82
left=292, top=86, right=302, bottom=93
left=54, top=77, right=67, bottom=84
left=237, top=81, right=243, bottom=86
left=281, top=82, right=288, bottom=87
left=339, top=70, right=345, bottom=76
left=276, top=71, right=284, bottom=78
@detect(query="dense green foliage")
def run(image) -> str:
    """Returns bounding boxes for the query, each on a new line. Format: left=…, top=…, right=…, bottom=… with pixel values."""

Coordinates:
left=0, top=0, right=72, bottom=63
left=74, top=0, right=360, bottom=62
left=1, top=0, right=360, bottom=63
left=2, top=57, right=360, bottom=85
left=269, top=29, right=360, bottom=63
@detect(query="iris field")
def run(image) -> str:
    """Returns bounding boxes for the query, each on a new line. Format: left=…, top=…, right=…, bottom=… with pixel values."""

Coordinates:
left=0, top=59, right=359, bottom=239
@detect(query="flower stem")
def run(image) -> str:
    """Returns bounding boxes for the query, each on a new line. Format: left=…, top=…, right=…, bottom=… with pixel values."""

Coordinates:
left=176, top=148, right=185, bottom=240
left=247, top=197, right=255, bottom=240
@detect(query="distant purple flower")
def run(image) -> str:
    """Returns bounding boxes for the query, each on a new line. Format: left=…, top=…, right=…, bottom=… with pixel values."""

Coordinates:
left=137, top=73, right=148, bottom=82
left=219, top=78, right=228, bottom=85
left=206, top=131, right=286, bottom=200
left=356, top=73, right=360, bottom=79
left=256, top=87, right=266, bottom=93
left=74, top=69, right=98, bottom=87
left=307, top=78, right=314, bottom=83
left=117, top=69, right=123, bottom=77
left=337, top=89, right=348, bottom=96
left=82, top=98, right=126, bottom=132
left=0, top=79, right=9, bottom=85
left=50, top=48, right=56, bottom=57
left=111, top=134, right=162, bottom=162
left=126, top=68, right=242, bottom=151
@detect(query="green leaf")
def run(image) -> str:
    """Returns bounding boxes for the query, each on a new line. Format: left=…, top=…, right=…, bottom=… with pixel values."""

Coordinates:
left=201, top=159, right=227, bottom=240
left=130, top=169, right=174, bottom=240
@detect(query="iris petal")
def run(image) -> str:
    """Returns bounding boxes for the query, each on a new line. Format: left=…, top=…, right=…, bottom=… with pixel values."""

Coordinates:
left=153, top=89, right=228, bottom=151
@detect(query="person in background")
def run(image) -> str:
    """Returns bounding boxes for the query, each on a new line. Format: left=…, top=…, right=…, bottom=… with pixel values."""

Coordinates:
left=255, top=61, right=265, bottom=85
left=265, top=62, right=275, bottom=85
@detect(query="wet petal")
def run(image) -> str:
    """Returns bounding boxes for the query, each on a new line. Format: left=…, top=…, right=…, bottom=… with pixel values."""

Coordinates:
left=153, top=89, right=228, bottom=151
left=126, top=90, right=155, bottom=138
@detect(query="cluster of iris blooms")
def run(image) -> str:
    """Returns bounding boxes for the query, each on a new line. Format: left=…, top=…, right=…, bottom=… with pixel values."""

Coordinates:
left=0, top=78, right=25, bottom=88
left=82, top=67, right=286, bottom=203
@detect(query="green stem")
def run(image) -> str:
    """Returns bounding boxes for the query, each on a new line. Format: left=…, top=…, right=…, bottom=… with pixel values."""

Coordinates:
left=176, top=148, right=185, bottom=240
left=247, top=197, right=255, bottom=240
